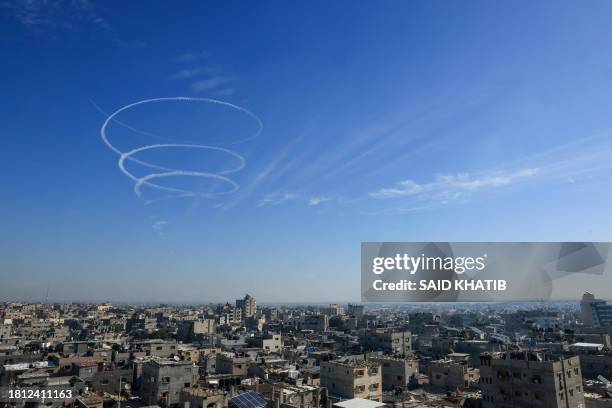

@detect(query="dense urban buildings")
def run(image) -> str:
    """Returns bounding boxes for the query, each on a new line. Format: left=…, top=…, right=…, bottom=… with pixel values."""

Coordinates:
left=1, top=292, right=612, bottom=407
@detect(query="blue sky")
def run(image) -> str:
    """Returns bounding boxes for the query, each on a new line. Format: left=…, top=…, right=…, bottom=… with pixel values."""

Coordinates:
left=2, top=1, right=612, bottom=302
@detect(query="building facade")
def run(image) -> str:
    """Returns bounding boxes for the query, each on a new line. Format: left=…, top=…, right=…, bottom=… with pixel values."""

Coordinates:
left=480, top=351, right=585, bottom=408
left=320, top=360, right=382, bottom=402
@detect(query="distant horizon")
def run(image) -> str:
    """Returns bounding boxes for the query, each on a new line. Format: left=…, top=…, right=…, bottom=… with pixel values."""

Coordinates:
left=0, top=298, right=596, bottom=306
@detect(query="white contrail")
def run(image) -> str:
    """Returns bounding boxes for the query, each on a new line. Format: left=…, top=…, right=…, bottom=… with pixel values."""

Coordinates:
left=134, top=171, right=239, bottom=198
left=118, top=144, right=245, bottom=196
left=98, top=96, right=262, bottom=201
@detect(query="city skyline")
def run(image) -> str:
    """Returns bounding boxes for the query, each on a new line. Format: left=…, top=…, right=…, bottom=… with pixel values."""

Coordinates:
left=3, top=1, right=612, bottom=302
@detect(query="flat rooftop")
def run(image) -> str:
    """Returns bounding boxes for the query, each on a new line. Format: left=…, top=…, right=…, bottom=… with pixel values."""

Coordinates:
left=333, top=398, right=386, bottom=408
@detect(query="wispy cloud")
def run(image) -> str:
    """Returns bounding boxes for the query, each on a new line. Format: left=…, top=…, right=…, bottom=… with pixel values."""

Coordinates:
left=370, top=168, right=539, bottom=200
left=2, top=0, right=119, bottom=38
left=258, top=192, right=299, bottom=207
left=191, top=76, right=236, bottom=92
left=308, top=196, right=330, bottom=206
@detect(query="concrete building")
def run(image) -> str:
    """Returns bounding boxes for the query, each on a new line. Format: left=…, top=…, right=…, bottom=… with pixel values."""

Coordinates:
left=408, top=313, right=440, bottom=334
left=194, top=319, right=216, bottom=335
left=236, top=294, right=257, bottom=319
left=247, top=382, right=322, bottom=408
left=361, top=328, right=412, bottom=355
left=216, top=353, right=252, bottom=376
left=368, top=356, right=418, bottom=390
left=181, top=387, right=228, bottom=408
left=0, top=321, right=13, bottom=339
left=323, top=304, right=345, bottom=316
left=480, top=351, right=585, bottom=408
left=320, top=360, right=382, bottom=402
left=139, top=358, right=199, bottom=407
left=347, top=305, right=364, bottom=319
left=301, top=315, right=329, bottom=332
left=576, top=351, right=612, bottom=380
left=428, top=358, right=479, bottom=390
left=246, top=333, right=282, bottom=353
left=581, top=293, right=612, bottom=327
left=133, top=340, right=178, bottom=358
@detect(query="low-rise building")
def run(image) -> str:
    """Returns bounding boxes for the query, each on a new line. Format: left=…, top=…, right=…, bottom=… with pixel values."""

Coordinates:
left=139, top=358, right=199, bottom=407
left=428, top=359, right=479, bottom=390
left=320, top=360, right=382, bottom=402
left=368, top=356, right=418, bottom=390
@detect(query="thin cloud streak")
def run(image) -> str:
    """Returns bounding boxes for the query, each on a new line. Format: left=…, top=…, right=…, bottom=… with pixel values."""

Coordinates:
left=191, top=76, right=236, bottom=92
left=370, top=168, right=539, bottom=200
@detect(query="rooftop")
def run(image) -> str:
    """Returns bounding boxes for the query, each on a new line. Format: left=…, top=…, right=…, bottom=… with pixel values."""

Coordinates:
left=333, top=398, right=386, bottom=408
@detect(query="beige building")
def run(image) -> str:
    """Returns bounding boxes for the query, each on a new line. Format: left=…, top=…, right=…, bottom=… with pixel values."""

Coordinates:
left=139, top=359, right=199, bottom=407
left=480, top=351, right=585, bottom=408
left=428, top=358, right=479, bottom=390
left=247, top=383, right=323, bottom=408
left=216, top=353, right=252, bottom=376
left=361, top=328, right=412, bottom=355
left=320, top=360, right=382, bottom=402
left=194, top=319, right=216, bottom=335
left=247, top=333, right=282, bottom=353
left=181, top=387, right=228, bottom=408
left=368, top=356, right=418, bottom=390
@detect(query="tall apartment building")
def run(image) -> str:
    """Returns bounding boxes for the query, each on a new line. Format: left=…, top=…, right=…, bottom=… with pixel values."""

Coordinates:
left=580, top=292, right=612, bottom=327
left=323, top=304, right=345, bottom=316
left=347, top=304, right=364, bottom=319
left=361, top=328, right=412, bottom=356
left=301, top=315, right=329, bottom=332
left=480, top=351, right=585, bottom=408
left=236, top=294, right=257, bottom=319
left=320, top=360, right=382, bottom=402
